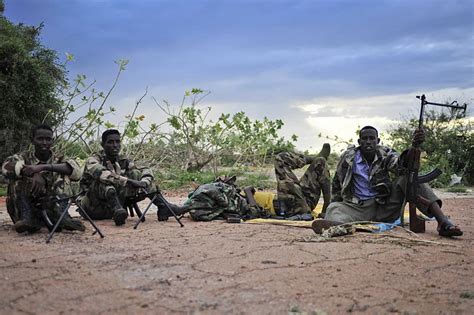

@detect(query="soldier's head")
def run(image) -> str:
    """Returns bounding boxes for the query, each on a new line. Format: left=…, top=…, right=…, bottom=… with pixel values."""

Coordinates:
left=358, top=126, right=380, bottom=157
left=101, top=129, right=121, bottom=158
left=31, top=124, right=54, bottom=156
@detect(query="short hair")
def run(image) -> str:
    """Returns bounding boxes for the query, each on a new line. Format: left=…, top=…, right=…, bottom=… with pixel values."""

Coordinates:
left=359, top=125, right=379, bottom=138
left=101, top=129, right=121, bottom=144
left=31, top=124, right=53, bottom=138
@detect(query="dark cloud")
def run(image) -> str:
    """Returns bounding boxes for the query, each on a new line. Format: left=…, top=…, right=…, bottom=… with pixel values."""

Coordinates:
left=5, top=0, right=473, bottom=149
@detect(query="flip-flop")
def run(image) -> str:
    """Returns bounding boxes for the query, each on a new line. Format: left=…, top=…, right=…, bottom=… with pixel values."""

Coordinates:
left=438, top=221, right=463, bottom=237
left=311, top=219, right=342, bottom=234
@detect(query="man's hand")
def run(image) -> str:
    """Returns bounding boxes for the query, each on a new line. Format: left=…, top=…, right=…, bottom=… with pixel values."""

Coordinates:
left=22, top=165, right=45, bottom=177
left=412, top=128, right=425, bottom=146
left=31, top=173, right=46, bottom=196
left=127, top=179, right=148, bottom=189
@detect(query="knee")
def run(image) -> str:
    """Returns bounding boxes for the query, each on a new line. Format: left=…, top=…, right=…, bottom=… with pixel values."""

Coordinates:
left=274, top=153, right=286, bottom=168
left=325, top=203, right=352, bottom=223
left=105, top=186, right=118, bottom=198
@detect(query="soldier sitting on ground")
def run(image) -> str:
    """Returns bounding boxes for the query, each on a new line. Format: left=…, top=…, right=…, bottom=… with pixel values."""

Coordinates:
left=78, top=129, right=182, bottom=226
left=2, top=124, right=85, bottom=233
left=273, top=144, right=331, bottom=219
left=313, top=126, right=463, bottom=237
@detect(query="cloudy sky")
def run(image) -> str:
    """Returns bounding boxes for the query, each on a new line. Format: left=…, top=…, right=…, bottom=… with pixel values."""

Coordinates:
left=5, top=0, right=474, bottom=152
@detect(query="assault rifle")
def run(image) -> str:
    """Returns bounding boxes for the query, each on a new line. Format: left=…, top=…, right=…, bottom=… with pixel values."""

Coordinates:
left=132, top=190, right=184, bottom=229
left=41, top=193, right=105, bottom=243
left=405, top=95, right=467, bottom=232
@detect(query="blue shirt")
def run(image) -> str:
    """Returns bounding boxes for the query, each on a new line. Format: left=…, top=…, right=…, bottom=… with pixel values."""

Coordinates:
left=352, top=150, right=377, bottom=201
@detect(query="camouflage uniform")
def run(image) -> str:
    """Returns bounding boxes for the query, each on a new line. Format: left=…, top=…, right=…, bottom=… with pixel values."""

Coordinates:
left=327, top=145, right=439, bottom=223
left=184, top=181, right=250, bottom=221
left=2, top=150, right=83, bottom=229
left=78, top=152, right=154, bottom=220
left=274, top=151, right=331, bottom=216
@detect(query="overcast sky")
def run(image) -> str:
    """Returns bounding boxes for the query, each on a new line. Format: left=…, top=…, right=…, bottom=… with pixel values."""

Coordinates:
left=5, top=0, right=474, bottom=152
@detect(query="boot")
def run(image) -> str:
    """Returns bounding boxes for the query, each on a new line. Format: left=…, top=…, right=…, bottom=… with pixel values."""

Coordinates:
left=153, top=195, right=186, bottom=221
left=106, top=189, right=128, bottom=226
left=14, top=196, right=42, bottom=233
left=60, top=214, right=86, bottom=231
left=317, top=143, right=331, bottom=160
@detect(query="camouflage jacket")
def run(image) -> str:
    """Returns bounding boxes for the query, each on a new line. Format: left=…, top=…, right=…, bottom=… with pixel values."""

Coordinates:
left=332, top=145, right=400, bottom=203
left=184, top=181, right=249, bottom=221
left=80, top=152, right=154, bottom=190
left=2, top=150, right=82, bottom=197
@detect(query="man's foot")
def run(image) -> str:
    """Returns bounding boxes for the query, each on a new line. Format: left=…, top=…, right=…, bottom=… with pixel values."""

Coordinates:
left=154, top=197, right=186, bottom=221
left=311, top=219, right=343, bottom=234
left=113, top=209, right=128, bottom=226
left=14, top=220, right=37, bottom=233
left=437, top=220, right=463, bottom=237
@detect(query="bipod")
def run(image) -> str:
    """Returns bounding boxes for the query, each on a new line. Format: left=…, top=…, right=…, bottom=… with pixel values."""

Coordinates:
left=45, top=194, right=105, bottom=243
left=133, top=192, right=184, bottom=229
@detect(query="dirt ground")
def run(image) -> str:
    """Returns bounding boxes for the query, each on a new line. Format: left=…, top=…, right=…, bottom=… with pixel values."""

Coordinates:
left=0, top=191, right=473, bottom=315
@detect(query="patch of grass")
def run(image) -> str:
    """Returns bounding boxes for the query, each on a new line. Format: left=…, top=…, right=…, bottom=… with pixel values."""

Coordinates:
left=0, top=185, right=7, bottom=197
left=460, top=291, right=474, bottom=299
left=236, top=172, right=275, bottom=189
left=446, top=185, right=468, bottom=193
left=157, top=169, right=216, bottom=190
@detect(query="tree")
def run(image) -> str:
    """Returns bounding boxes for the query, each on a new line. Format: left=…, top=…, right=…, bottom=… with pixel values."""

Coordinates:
left=154, top=89, right=297, bottom=173
left=387, top=107, right=473, bottom=186
left=0, top=1, right=66, bottom=162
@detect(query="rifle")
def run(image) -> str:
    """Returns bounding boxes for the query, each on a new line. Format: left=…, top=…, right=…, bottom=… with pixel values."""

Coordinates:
left=41, top=193, right=105, bottom=243
left=132, top=190, right=184, bottom=229
left=404, top=95, right=467, bottom=232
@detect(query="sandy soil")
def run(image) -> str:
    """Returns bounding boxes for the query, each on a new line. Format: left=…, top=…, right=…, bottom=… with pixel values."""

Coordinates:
left=0, top=191, right=473, bottom=315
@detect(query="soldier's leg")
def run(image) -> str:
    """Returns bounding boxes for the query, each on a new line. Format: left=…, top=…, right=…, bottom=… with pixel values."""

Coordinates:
left=79, top=181, right=127, bottom=225
left=45, top=194, right=85, bottom=232
left=382, top=176, right=462, bottom=236
left=300, top=156, right=331, bottom=217
left=7, top=184, right=43, bottom=233
left=274, top=152, right=311, bottom=216
left=325, top=199, right=378, bottom=223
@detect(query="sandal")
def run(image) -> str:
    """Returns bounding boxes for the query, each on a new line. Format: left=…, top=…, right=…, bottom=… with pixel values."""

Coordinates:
left=312, top=219, right=342, bottom=234
left=438, top=221, right=463, bottom=237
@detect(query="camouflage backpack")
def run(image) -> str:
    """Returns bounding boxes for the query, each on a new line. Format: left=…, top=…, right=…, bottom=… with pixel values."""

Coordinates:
left=183, top=176, right=250, bottom=221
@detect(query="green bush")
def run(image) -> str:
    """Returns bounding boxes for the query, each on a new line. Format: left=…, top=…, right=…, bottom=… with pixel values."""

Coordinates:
left=446, top=186, right=468, bottom=193
left=1, top=3, right=66, bottom=162
left=0, top=184, right=6, bottom=197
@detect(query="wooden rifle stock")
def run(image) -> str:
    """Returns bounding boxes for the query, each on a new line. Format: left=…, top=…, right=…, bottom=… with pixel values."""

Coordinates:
left=405, top=95, right=466, bottom=232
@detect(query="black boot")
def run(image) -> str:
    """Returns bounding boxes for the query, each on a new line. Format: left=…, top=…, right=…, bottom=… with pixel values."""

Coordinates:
left=13, top=196, right=42, bottom=233
left=153, top=196, right=186, bottom=221
left=60, top=213, right=86, bottom=231
left=106, top=189, right=128, bottom=226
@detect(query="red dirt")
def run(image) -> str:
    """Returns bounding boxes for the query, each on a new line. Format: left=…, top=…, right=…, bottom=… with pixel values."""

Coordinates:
left=0, top=194, right=473, bottom=314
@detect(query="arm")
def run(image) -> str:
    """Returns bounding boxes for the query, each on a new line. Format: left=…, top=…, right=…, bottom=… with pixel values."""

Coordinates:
left=21, top=163, right=73, bottom=177
left=84, top=156, right=128, bottom=187
left=126, top=161, right=154, bottom=189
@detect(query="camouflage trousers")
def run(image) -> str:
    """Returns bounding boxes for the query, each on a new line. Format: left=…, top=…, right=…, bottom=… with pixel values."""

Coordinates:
left=325, top=175, right=440, bottom=223
left=78, top=169, right=147, bottom=220
left=274, top=152, right=330, bottom=216
left=6, top=178, right=70, bottom=226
